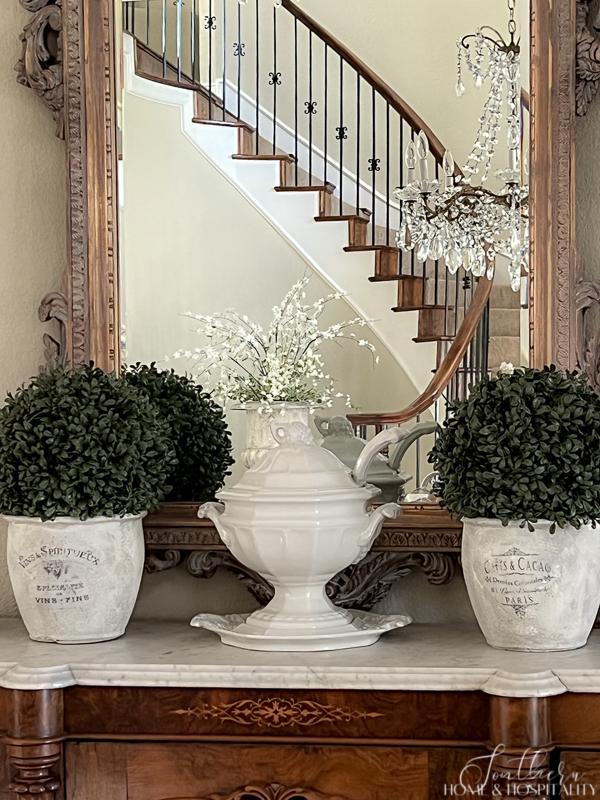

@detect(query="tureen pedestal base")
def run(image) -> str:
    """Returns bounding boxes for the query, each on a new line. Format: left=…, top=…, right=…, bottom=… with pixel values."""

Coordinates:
left=190, top=609, right=412, bottom=652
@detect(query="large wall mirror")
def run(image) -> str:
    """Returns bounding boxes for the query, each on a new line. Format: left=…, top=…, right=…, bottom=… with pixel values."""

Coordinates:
left=21, top=0, right=576, bottom=505
left=111, top=0, right=535, bottom=482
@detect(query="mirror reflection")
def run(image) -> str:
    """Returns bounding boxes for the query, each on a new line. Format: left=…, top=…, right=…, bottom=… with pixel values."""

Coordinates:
left=116, top=0, right=530, bottom=489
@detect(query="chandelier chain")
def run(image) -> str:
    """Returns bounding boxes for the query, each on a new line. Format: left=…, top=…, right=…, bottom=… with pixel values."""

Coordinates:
left=508, top=0, right=517, bottom=36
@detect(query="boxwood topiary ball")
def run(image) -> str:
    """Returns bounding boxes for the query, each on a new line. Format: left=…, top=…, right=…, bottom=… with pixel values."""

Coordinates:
left=429, top=365, right=600, bottom=531
left=124, top=363, right=233, bottom=502
left=0, top=364, right=176, bottom=521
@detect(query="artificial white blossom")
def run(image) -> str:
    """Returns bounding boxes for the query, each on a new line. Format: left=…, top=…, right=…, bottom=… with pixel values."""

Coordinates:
left=497, top=361, right=515, bottom=376
left=169, top=277, right=378, bottom=412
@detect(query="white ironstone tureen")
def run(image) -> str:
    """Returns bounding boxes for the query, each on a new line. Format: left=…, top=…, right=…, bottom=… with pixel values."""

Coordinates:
left=194, top=422, right=412, bottom=651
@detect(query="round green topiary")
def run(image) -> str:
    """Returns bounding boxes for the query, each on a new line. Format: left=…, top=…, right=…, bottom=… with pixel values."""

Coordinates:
left=124, top=364, right=233, bottom=501
left=429, top=365, right=600, bottom=531
left=0, top=365, right=176, bottom=521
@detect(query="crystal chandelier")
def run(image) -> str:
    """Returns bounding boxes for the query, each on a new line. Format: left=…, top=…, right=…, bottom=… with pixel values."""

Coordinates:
left=396, top=0, right=528, bottom=291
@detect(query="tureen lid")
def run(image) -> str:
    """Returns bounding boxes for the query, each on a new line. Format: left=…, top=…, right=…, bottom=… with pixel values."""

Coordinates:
left=220, top=422, right=378, bottom=499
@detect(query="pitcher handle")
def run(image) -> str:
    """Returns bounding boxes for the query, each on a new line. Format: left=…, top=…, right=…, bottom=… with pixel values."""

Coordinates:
left=352, top=426, right=406, bottom=485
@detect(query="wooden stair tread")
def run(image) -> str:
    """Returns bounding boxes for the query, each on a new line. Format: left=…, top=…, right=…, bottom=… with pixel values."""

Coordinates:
left=192, top=117, right=255, bottom=133
left=136, top=70, right=197, bottom=91
left=413, top=335, right=455, bottom=343
left=275, top=183, right=335, bottom=194
left=233, top=153, right=296, bottom=163
left=315, top=212, right=370, bottom=223
left=369, top=274, right=417, bottom=283
left=392, top=304, right=451, bottom=313
left=344, top=245, right=398, bottom=253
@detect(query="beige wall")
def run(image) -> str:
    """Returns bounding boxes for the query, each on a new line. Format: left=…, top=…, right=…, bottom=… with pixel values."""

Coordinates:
left=0, top=4, right=67, bottom=616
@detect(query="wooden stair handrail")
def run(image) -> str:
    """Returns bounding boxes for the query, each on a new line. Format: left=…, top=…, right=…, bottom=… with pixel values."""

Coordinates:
left=347, top=275, right=494, bottom=427
left=281, top=0, right=448, bottom=164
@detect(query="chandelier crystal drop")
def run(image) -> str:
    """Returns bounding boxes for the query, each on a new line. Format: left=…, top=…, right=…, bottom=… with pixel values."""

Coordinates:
left=396, top=0, right=528, bottom=292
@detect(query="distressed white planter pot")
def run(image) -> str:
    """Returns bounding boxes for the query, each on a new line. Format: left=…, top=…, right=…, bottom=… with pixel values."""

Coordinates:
left=5, top=515, right=145, bottom=644
left=238, top=402, right=311, bottom=468
left=462, top=518, right=600, bottom=652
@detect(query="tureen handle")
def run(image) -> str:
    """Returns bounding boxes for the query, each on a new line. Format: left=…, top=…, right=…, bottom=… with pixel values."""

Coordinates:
left=354, top=502, right=402, bottom=564
left=352, top=426, right=406, bottom=485
left=198, top=502, right=231, bottom=547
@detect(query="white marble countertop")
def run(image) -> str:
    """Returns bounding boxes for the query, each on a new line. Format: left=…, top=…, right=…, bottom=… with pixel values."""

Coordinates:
left=1, top=619, right=600, bottom=697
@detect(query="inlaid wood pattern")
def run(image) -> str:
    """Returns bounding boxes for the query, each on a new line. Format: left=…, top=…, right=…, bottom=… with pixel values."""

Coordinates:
left=171, top=698, right=384, bottom=728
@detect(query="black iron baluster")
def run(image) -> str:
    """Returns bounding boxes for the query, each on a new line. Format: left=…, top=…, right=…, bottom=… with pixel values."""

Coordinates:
left=434, top=161, right=440, bottom=306
left=146, top=0, right=150, bottom=44
left=386, top=101, right=390, bottom=247
left=221, top=0, right=226, bottom=120
left=294, top=18, right=298, bottom=185
left=236, top=1, right=242, bottom=119
left=255, top=0, right=259, bottom=154
left=410, top=128, right=415, bottom=277
left=415, top=413, right=421, bottom=487
left=370, top=86, right=376, bottom=245
left=272, top=5, right=278, bottom=153
left=444, top=260, right=450, bottom=336
left=398, top=118, right=403, bottom=275
left=324, top=44, right=328, bottom=186
left=453, top=267, right=460, bottom=335
left=207, top=0, right=213, bottom=118
left=356, top=74, right=361, bottom=214
left=161, top=0, right=167, bottom=78
left=308, top=30, right=314, bottom=184
left=191, top=0, right=197, bottom=83
left=338, top=56, right=344, bottom=215
left=176, top=0, right=182, bottom=82
left=131, top=0, right=136, bottom=36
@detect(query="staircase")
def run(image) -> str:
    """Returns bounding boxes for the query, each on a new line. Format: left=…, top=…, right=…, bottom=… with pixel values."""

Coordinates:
left=122, top=0, right=522, bottom=445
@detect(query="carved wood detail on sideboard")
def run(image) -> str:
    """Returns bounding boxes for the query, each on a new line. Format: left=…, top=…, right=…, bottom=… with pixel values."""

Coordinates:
left=2, top=689, right=64, bottom=800
left=205, top=784, right=347, bottom=800
left=143, top=504, right=461, bottom=610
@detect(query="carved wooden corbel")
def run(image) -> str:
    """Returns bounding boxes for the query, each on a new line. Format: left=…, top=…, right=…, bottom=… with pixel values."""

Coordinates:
left=576, top=277, right=600, bottom=392
left=15, top=0, right=64, bottom=138
left=38, top=291, right=68, bottom=368
left=576, top=0, right=600, bottom=116
left=180, top=549, right=458, bottom=611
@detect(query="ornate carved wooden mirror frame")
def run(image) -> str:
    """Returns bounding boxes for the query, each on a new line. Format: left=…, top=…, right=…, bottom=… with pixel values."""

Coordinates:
left=16, top=0, right=580, bottom=374
left=14, top=0, right=590, bottom=604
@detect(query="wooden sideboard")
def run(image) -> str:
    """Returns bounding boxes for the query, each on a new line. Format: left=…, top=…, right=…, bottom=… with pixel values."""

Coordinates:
left=2, top=620, right=600, bottom=799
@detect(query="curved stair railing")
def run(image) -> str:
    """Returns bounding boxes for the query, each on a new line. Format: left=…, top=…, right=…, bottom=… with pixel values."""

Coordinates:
left=123, top=0, right=507, bottom=489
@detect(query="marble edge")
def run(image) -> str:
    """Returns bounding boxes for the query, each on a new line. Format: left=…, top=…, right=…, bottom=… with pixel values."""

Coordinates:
left=0, top=662, right=589, bottom=696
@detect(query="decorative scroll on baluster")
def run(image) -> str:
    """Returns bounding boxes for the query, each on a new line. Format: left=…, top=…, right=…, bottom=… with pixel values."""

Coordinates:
left=15, top=0, right=64, bottom=138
